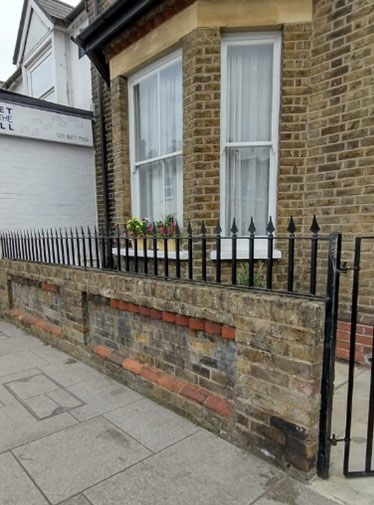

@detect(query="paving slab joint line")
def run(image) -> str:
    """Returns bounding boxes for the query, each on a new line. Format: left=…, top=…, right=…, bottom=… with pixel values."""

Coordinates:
left=68, top=396, right=145, bottom=424
left=10, top=450, right=53, bottom=505
left=247, top=475, right=287, bottom=505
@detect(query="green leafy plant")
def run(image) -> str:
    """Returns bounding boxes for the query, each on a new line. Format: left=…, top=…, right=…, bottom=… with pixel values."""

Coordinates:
left=237, top=260, right=266, bottom=288
left=126, top=217, right=150, bottom=237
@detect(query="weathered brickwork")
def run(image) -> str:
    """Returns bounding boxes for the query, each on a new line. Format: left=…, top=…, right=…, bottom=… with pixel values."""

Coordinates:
left=0, top=260, right=325, bottom=477
left=305, top=0, right=374, bottom=317
left=337, top=320, right=373, bottom=367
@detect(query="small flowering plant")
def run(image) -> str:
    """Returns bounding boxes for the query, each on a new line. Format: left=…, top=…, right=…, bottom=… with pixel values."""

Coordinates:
left=156, top=214, right=178, bottom=238
left=126, top=217, right=150, bottom=237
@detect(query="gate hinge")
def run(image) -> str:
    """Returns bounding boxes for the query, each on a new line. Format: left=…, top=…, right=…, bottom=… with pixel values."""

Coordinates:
left=337, top=261, right=358, bottom=274
left=330, top=434, right=348, bottom=446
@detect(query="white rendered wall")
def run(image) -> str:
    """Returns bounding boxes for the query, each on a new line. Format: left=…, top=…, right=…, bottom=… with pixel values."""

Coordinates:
left=67, top=14, right=92, bottom=111
left=0, top=135, right=96, bottom=230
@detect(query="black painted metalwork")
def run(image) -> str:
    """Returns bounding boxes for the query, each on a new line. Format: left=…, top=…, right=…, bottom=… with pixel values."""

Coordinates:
left=0, top=216, right=335, bottom=300
left=287, top=217, right=296, bottom=292
left=317, top=232, right=342, bottom=480
left=310, top=215, right=320, bottom=295
left=266, top=217, right=275, bottom=290
left=341, top=237, right=374, bottom=478
left=231, top=218, right=238, bottom=285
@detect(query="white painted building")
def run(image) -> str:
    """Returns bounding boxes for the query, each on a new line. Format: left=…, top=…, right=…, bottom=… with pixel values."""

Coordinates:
left=0, top=0, right=97, bottom=231
left=3, top=0, right=92, bottom=111
left=0, top=91, right=96, bottom=230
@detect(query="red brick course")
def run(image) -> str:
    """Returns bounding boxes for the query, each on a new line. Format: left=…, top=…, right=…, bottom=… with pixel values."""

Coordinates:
left=336, top=320, right=373, bottom=367
left=9, top=308, right=63, bottom=340
left=41, top=282, right=58, bottom=293
left=108, top=298, right=236, bottom=341
left=93, top=347, right=233, bottom=418
left=93, top=345, right=112, bottom=360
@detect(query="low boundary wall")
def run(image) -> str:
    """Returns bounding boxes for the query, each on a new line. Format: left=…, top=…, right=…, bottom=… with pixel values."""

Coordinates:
left=0, top=260, right=326, bottom=478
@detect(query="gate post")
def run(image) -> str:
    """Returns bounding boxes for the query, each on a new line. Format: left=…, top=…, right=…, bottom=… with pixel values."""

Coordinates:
left=317, top=232, right=342, bottom=479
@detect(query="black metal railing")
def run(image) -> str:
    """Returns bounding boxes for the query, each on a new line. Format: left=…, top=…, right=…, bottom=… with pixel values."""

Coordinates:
left=0, top=216, right=334, bottom=297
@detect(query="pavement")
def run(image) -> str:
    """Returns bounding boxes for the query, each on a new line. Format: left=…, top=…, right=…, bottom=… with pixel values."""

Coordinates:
left=312, top=361, right=374, bottom=505
left=0, top=319, right=344, bottom=505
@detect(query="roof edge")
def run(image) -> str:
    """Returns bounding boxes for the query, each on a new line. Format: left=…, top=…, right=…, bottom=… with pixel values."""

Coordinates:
left=0, top=89, right=93, bottom=119
left=3, top=68, right=23, bottom=90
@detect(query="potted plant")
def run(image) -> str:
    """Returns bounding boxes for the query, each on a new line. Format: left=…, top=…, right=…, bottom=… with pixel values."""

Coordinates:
left=156, top=214, right=179, bottom=252
left=126, top=217, right=152, bottom=250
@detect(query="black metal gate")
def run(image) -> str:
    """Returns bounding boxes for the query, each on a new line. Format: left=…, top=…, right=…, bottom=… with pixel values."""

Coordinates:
left=341, top=237, right=374, bottom=477
left=318, top=236, right=374, bottom=479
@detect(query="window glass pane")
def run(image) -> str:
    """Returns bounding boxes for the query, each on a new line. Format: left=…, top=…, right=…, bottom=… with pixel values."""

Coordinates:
left=159, top=60, right=182, bottom=155
left=139, top=160, right=163, bottom=221
left=138, top=155, right=182, bottom=223
left=226, top=44, right=273, bottom=142
left=134, top=73, right=159, bottom=162
left=225, top=147, right=270, bottom=235
left=164, top=155, right=182, bottom=221
left=30, top=55, right=53, bottom=98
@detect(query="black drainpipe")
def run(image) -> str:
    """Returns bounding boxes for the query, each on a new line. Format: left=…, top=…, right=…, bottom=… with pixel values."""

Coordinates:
left=94, top=0, right=110, bottom=234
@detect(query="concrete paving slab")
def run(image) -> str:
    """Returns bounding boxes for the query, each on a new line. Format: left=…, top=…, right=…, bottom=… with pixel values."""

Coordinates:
left=0, top=350, right=49, bottom=377
left=105, top=398, right=199, bottom=452
left=67, top=376, right=142, bottom=422
left=23, top=394, right=62, bottom=419
left=13, top=416, right=151, bottom=504
left=47, top=388, right=84, bottom=409
left=31, top=344, right=72, bottom=364
left=39, top=360, right=103, bottom=387
left=256, top=477, right=339, bottom=505
left=85, top=430, right=284, bottom=505
left=0, top=452, right=48, bottom=505
left=5, top=373, right=59, bottom=400
left=312, top=362, right=372, bottom=505
left=0, top=402, right=78, bottom=452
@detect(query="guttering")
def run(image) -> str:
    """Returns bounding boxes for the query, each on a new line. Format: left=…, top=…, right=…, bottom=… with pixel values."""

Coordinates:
left=75, top=0, right=163, bottom=82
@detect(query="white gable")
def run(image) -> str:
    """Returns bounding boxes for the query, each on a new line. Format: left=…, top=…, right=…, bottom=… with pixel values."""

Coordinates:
left=23, top=9, right=50, bottom=60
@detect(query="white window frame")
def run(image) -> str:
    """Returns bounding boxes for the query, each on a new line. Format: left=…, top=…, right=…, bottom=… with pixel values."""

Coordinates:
left=128, top=49, right=183, bottom=224
left=27, top=48, right=55, bottom=100
left=220, top=32, right=282, bottom=254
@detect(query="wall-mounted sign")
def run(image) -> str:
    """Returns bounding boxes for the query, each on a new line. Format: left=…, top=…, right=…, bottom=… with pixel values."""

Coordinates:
left=0, top=101, right=93, bottom=147
left=0, top=104, right=14, bottom=131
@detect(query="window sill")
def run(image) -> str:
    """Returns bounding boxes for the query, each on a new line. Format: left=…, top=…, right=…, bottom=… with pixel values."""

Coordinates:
left=210, top=249, right=282, bottom=260
left=113, top=248, right=189, bottom=260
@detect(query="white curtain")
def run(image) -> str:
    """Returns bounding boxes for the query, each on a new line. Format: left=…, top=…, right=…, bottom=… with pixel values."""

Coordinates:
left=160, top=61, right=183, bottom=155
left=225, top=147, right=270, bottom=235
left=225, top=43, right=273, bottom=235
left=134, top=58, right=183, bottom=224
left=134, top=73, right=158, bottom=162
left=139, top=155, right=183, bottom=223
left=227, top=44, right=273, bottom=143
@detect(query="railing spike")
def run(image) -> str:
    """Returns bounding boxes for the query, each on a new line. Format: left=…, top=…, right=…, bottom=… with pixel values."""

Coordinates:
left=201, top=220, right=207, bottom=235
left=175, top=220, right=180, bottom=236
left=287, top=216, right=296, bottom=235
left=248, top=217, right=256, bottom=235
left=187, top=221, right=192, bottom=236
left=231, top=218, right=238, bottom=235
left=266, top=216, right=275, bottom=235
left=310, top=214, right=320, bottom=235
left=215, top=219, right=222, bottom=235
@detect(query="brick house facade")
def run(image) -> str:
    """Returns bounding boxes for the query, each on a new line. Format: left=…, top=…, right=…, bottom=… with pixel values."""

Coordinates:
left=79, top=0, right=374, bottom=362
